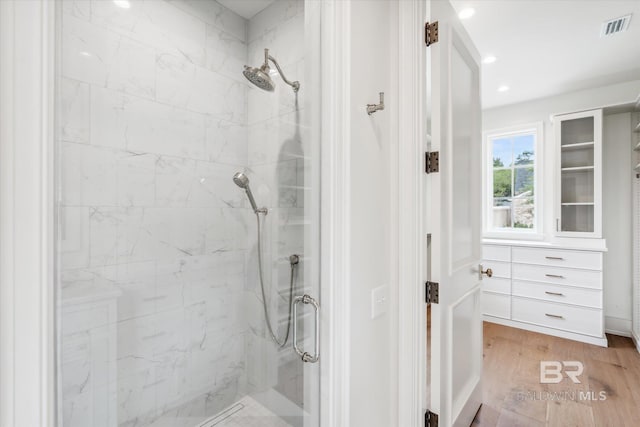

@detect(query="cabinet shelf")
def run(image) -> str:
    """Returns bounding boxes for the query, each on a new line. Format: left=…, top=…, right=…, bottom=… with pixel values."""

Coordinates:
left=561, top=142, right=594, bottom=150
left=634, top=142, right=640, bottom=152
left=561, top=166, right=594, bottom=172
left=634, top=122, right=640, bottom=133
left=561, top=202, right=594, bottom=206
left=635, top=163, right=640, bottom=172
left=555, top=109, right=601, bottom=237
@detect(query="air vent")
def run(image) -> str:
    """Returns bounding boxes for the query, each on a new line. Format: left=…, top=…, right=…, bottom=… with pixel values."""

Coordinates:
left=600, top=14, right=632, bottom=37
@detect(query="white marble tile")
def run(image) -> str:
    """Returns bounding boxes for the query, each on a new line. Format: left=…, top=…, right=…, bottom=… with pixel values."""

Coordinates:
left=96, top=261, right=157, bottom=321
left=117, top=367, right=158, bottom=426
left=155, top=156, right=198, bottom=207
left=248, top=0, right=303, bottom=44
left=61, top=142, right=118, bottom=206
left=156, top=157, right=247, bottom=208
left=91, top=0, right=207, bottom=67
left=248, top=15, right=304, bottom=70
left=60, top=77, right=90, bottom=143
left=204, top=24, right=247, bottom=83
left=190, top=161, right=248, bottom=208
left=205, top=117, right=247, bottom=166
left=116, top=151, right=156, bottom=207
left=60, top=207, right=91, bottom=270
left=168, top=0, right=248, bottom=43
left=62, top=14, right=156, bottom=99
left=248, top=160, right=299, bottom=209
left=141, top=207, right=207, bottom=259
left=156, top=51, right=247, bottom=122
left=89, top=207, right=156, bottom=266
left=91, top=86, right=208, bottom=159
left=62, top=0, right=91, bottom=22
left=90, top=86, right=129, bottom=150
left=205, top=208, right=249, bottom=253
left=247, top=110, right=304, bottom=166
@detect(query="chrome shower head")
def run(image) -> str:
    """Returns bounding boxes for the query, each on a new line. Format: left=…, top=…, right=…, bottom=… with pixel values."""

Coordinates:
left=233, top=172, right=250, bottom=189
left=233, top=172, right=265, bottom=214
left=243, top=65, right=275, bottom=92
left=243, top=48, right=300, bottom=93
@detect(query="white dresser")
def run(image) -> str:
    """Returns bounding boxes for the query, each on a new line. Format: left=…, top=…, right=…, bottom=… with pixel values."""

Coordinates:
left=482, top=242, right=607, bottom=346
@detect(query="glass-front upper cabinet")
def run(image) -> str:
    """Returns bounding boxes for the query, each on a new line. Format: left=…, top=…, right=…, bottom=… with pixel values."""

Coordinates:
left=554, top=109, right=603, bottom=238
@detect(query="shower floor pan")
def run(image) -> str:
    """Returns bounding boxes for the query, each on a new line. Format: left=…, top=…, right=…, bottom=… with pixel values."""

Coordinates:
left=196, top=396, right=292, bottom=427
left=145, top=395, right=293, bottom=427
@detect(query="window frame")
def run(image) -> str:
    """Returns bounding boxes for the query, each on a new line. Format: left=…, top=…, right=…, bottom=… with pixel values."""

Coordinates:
left=483, top=122, right=544, bottom=240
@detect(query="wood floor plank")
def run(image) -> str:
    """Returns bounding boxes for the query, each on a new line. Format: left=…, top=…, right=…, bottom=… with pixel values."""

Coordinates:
left=473, top=322, right=640, bottom=427
left=546, top=400, right=595, bottom=427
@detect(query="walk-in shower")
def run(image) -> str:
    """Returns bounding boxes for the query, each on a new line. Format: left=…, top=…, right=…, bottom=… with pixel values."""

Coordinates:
left=55, top=0, right=320, bottom=426
left=244, top=48, right=301, bottom=93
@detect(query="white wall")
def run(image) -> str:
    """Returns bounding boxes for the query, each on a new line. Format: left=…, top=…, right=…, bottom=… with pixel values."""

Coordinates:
left=348, top=1, right=398, bottom=426
left=484, top=80, right=640, bottom=334
left=602, top=112, right=634, bottom=335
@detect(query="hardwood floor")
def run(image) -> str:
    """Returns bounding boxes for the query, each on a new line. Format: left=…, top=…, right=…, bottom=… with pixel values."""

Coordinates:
left=473, top=322, right=640, bottom=427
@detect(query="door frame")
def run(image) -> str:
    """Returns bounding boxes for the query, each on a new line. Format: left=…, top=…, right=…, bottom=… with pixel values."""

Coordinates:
left=396, top=0, right=429, bottom=426
left=0, top=0, right=57, bottom=426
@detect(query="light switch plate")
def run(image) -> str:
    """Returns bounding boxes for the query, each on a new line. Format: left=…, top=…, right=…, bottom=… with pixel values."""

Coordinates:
left=371, top=285, right=388, bottom=319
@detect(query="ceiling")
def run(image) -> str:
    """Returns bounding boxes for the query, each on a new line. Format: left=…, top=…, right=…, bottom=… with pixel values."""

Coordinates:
left=450, top=0, right=640, bottom=109
left=216, top=0, right=275, bottom=19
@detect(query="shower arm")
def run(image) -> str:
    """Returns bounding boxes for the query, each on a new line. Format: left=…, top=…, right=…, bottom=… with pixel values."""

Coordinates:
left=264, top=48, right=300, bottom=93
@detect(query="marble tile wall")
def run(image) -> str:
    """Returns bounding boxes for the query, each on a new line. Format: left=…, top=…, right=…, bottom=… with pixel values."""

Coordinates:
left=58, top=1, right=253, bottom=426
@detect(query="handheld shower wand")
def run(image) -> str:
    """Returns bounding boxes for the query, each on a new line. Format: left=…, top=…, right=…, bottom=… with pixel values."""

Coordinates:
left=233, top=172, right=267, bottom=214
left=232, top=171, right=298, bottom=348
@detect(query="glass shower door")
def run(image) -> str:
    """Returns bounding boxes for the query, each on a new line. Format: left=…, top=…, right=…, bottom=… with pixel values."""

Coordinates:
left=55, top=1, right=320, bottom=426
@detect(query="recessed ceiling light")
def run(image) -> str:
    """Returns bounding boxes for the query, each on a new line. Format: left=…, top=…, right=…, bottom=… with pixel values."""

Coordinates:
left=113, top=0, right=131, bottom=9
left=79, top=51, right=92, bottom=58
left=498, top=85, right=510, bottom=92
left=482, top=56, right=497, bottom=64
left=458, top=8, right=475, bottom=20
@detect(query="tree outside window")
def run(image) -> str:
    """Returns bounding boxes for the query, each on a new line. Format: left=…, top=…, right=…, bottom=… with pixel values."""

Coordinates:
left=489, top=132, right=536, bottom=231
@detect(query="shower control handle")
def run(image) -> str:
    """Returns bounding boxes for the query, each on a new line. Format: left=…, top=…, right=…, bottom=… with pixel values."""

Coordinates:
left=292, top=294, right=320, bottom=363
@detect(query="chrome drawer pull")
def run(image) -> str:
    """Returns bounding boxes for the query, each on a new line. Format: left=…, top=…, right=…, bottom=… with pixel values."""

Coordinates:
left=545, top=256, right=564, bottom=260
left=545, top=313, right=564, bottom=319
left=545, top=274, right=564, bottom=278
left=545, top=291, right=564, bottom=296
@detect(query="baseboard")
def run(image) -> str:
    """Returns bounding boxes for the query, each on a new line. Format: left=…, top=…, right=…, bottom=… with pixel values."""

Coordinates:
left=604, top=316, right=632, bottom=337
left=483, top=315, right=609, bottom=347
left=632, top=330, right=640, bottom=354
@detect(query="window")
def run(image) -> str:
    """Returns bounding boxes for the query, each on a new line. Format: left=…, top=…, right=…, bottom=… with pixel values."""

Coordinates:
left=484, top=123, right=543, bottom=237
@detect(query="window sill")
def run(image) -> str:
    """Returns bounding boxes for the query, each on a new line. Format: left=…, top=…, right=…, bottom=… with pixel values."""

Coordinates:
left=483, top=230, right=545, bottom=241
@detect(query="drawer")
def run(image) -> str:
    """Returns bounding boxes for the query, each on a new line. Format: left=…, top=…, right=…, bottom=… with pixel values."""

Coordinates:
left=482, top=277, right=510, bottom=294
left=512, top=247, right=602, bottom=270
left=512, top=263, right=601, bottom=289
left=512, top=297, right=602, bottom=337
left=482, top=260, right=511, bottom=279
left=482, top=292, right=510, bottom=319
left=512, top=281, right=602, bottom=309
left=483, top=245, right=510, bottom=262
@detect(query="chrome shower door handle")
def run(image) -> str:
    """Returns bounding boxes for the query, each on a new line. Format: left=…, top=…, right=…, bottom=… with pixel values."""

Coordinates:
left=292, top=294, right=320, bottom=363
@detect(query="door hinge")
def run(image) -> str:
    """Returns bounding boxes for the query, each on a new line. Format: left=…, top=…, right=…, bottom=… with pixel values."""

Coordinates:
left=425, top=410, right=439, bottom=427
left=426, top=281, right=439, bottom=304
left=425, top=151, right=439, bottom=174
left=425, top=21, right=439, bottom=46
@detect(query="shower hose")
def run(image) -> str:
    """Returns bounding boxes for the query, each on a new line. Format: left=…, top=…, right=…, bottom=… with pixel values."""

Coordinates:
left=255, top=211, right=298, bottom=348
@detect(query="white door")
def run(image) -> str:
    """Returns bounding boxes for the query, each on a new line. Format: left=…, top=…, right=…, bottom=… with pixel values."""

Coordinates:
left=427, top=0, right=483, bottom=425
